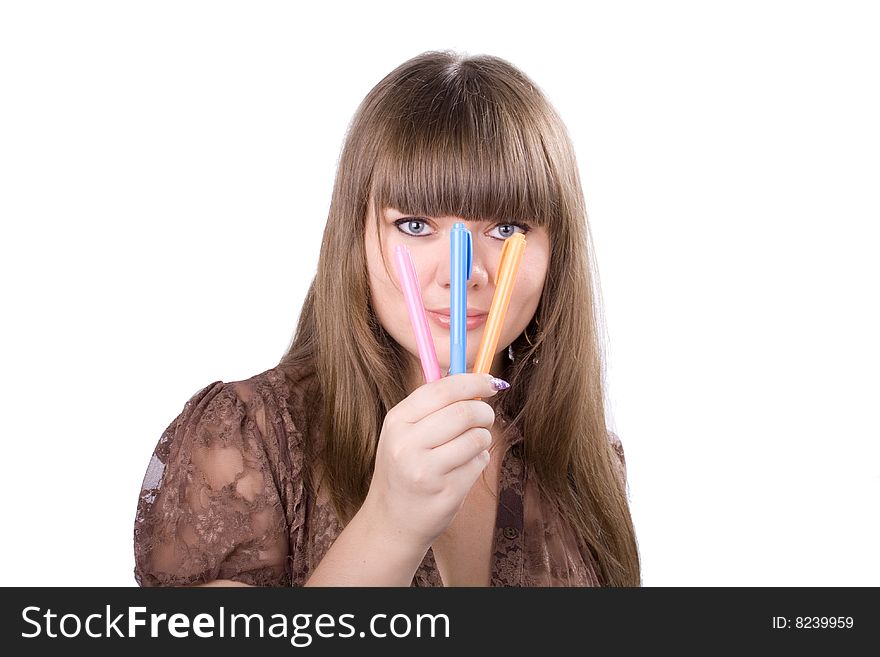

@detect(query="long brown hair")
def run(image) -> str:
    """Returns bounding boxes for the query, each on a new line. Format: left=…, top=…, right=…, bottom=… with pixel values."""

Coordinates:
left=278, top=50, right=640, bottom=586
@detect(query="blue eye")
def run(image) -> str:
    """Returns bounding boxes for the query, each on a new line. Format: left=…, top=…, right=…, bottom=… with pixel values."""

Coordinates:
left=393, top=218, right=434, bottom=236
left=492, top=222, right=531, bottom=240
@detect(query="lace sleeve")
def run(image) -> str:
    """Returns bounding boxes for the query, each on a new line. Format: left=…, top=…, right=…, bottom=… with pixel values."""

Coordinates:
left=134, top=381, right=290, bottom=586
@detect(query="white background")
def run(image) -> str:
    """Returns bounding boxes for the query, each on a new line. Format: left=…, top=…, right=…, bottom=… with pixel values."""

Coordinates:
left=1, top=1, right=877, bottom=586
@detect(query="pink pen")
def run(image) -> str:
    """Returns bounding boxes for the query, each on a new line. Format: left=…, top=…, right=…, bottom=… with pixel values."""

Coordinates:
left=394, top=245, right=442, bottom=383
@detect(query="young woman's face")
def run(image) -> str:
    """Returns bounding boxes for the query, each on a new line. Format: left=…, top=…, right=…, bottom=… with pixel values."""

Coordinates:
left=365, top=204, right=551, bottom=386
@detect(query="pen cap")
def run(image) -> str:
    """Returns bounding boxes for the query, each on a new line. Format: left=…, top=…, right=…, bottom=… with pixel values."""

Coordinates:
left=451, top=222, right=472, bottom=280
left=466, top=229, right=472, bottom=278
left=449, top=222, right=473, bottom=375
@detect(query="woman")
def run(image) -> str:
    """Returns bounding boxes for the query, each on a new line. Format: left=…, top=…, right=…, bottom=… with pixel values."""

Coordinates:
left=134, top=50, right=640, bottom=587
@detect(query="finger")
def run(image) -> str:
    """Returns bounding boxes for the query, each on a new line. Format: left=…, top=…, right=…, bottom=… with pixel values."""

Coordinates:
left=444, top=448, right=491, bottom=494
left=395, top=373, right=502, bottom=424
left=413, top=400, right=495, bottom=450
left=429, top=427, right=492, bottom=474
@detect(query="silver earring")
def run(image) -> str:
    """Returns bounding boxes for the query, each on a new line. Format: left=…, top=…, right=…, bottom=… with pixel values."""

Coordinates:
left=508, top=342, right=541, bottom=365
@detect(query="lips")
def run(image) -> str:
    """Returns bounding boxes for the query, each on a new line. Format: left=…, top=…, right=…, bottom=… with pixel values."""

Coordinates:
left=426, top=307, right=488, bottom=316
left=426, top=310, right=487, bottom=330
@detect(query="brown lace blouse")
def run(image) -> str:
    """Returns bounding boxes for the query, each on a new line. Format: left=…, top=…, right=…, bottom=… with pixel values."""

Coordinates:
left=133, top=366, right=627, bottom=587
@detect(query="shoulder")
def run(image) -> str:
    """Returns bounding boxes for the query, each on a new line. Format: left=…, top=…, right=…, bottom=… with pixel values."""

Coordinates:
left=225, top=366, right=298, bottom=432
left=608, top=430, right=625, bottom=467
left=237, top=363, right=319, bottom=417
left=161, top=365, right=316, bottom=460
left=607, top=430, right=627, bottom=487
left=227, top=365, right=321, bottom=455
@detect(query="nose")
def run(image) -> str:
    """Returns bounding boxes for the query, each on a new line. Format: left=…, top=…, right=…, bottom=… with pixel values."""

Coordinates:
left=467, top=240, right=491, bottom=288
left=434, top=236, right=491, bottom=289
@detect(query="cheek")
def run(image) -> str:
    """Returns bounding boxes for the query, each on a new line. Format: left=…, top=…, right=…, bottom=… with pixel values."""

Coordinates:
left=365, top=252, right=407, bottom=332
left=365, top=234, right=395, bottom=291
left=508, top=256, right=547, bottom=330
left=364, top=243, right=387, bottom=307
left=515, top=257, right=547, bottom=303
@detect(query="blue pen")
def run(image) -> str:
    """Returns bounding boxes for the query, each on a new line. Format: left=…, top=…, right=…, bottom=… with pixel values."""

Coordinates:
left=449, top=222, right=473, bottom=375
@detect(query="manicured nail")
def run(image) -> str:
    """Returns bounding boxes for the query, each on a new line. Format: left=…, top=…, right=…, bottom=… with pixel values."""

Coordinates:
left=490, top=377, right=510, bottom=391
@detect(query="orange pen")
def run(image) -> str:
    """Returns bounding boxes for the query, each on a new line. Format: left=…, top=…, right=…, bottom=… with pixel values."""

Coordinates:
left=472, top=233, right=527, bottom=397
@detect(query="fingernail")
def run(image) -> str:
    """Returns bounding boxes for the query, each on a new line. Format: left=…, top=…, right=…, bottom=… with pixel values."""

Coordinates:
left=490, top=377, right=510, bottom=391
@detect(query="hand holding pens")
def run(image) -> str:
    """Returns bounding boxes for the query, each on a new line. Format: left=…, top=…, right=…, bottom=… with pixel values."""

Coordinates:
left=379, top=233, right=524, bottom=556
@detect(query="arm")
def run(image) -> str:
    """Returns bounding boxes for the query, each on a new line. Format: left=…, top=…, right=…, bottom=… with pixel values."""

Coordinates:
left=304, top=499, right=429, bottom=587
left=191, top=580, right=255, bottom=587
